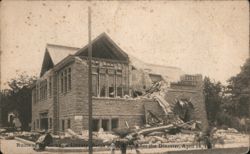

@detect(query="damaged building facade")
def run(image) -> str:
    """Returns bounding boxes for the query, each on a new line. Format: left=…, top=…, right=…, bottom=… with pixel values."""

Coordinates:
left=31, top=33, right=208, bottom=134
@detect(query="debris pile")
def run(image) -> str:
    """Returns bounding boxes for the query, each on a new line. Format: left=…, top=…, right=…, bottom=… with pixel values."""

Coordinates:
left=212, top=128, right=248, bottom=145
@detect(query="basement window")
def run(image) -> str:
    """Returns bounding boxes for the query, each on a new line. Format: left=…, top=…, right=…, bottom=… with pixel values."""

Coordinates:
left=111, top=118, right=119, bottom=130
left=62, top=120, right=65, bottom=131
left=36, top=119, right=39, bottom=129
left=49, top=118, right=52, bottom=129
left=102, top=119, right=109, bottom=131
left=67, top=119, right=71, bottom=129
left=92, top=119, right=100, bottom=132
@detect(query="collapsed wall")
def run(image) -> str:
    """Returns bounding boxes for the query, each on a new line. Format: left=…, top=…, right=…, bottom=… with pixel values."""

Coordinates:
left=143, top=74, right=208, bottom=132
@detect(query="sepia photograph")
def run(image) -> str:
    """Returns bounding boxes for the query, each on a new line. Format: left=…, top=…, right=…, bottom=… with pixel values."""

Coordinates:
left=0, top=0, right=249, bottom=154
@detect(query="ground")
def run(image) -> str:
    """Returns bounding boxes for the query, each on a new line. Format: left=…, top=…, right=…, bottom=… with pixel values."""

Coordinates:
left=0, top=139, right=249, bottom=154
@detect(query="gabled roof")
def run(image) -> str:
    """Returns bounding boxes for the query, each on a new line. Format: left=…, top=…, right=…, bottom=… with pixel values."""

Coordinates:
left=40, top=44, right=79, bottom=76
left=75, top=33, right=129, bottom=62
left=40, top=33, right=129, bottom=77
left=46, top=44, right=80, bottom=65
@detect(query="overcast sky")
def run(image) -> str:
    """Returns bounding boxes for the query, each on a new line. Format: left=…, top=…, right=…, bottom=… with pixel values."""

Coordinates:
left=1, top=1, right=249, bottom=89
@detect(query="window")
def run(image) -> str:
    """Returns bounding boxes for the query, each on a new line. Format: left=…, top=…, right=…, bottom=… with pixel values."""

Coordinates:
left=87, top=62, right=130, bottom=98
left=39, top=80, right=47, bottom=100
left=68, top=68, right=71, bottom=90
left=123, top=69, right=129, bottom=96
left=61, top=72, right=64, bottom=93
left=108, top=70, right=115, bottom=98
left=92, top=74, right=98, bottom=97
left=36, top=119, right=39, bottom=129
left=49, top=76, right=52, bottom=96
left=60, top=68, right=71, bottom=93
left=64, top=70, right=68, bottom=92
left=49, top=118, right=52, bottom=129
left=100, top=86, right=106, bottom=97
left=33, top=121, right=35, bottom=130
left=116, top=75, right=123, bottom=98
left=45, top=80, right=47, bottom=99
left=109, top=87, right=114, bottom=97
left=111, top=118, right=119, bottom=130
left=62, top=120, right=65, bottom=131
left=92, top=119, right=99, bottom=132
left=100, top=72, right=106, bottom=97
left=39, top=82, right=42, bottom=100
left=102, top=119, right=109, bottom=131
left=67, top=119, right=71, bottom=129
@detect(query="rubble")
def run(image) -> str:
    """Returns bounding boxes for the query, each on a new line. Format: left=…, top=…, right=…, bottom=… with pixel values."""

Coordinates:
left=212, top=128, right=248, bottom=145
left=96, top=128, right=119, bottom=143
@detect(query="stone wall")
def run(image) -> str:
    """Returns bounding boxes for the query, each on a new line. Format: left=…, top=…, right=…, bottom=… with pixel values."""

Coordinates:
left=164, top=85, right=208, bottom=131
left=31, top=70, right=54, bottom=131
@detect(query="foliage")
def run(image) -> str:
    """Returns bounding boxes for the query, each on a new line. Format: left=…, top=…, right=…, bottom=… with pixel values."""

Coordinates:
left=1, top=73, right=37, bottom=130
left=203, top=77, right=223, bottom=125
left=204, top=58, right=250, bottom=131
left=226, top=58, right=250, bottom=117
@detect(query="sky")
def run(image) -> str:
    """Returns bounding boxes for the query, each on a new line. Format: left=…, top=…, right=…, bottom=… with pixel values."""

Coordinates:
left=0, top=1, right=249, bottom=89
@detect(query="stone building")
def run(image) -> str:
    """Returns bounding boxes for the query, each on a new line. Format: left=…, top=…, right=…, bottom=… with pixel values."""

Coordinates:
left=31, top=33, right=207, bottom=134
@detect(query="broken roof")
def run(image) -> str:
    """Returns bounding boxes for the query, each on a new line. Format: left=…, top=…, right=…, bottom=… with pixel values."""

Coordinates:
left=75, top=33, right=129, bottom=62
left=40, top=33, right=183, bottom=79
left=129, top=54, right=184, bottom=82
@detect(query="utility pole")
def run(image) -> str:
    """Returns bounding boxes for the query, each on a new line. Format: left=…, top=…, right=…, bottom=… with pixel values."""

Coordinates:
left=88, top=6, right=93, bottom=154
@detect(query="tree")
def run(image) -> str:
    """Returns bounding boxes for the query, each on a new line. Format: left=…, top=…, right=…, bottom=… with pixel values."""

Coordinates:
left=227, top=58, right=250, bottom=117
left=1, top=73, right=37, bottom=130
left=203, top=77, right=223, bottom=125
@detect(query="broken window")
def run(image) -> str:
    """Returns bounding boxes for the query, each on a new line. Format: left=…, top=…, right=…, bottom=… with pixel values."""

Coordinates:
left=149, top=74, right=163, bottom=83
left=92, top=119, right=100, bottom=132
left=100, top=72, right=106, bottom=97
left=100, top=85, right=106, bottom=97
left=111, top=118, right=119, bottom=130
left=109, top=87, right=114, bottom=97
left=116, top=74, right=123, bottom=98
left=173, top=99, right=194, bottom=122
left=108, top=70, right=115, bottom=97
left=102, top=119, right=109, bottom=131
